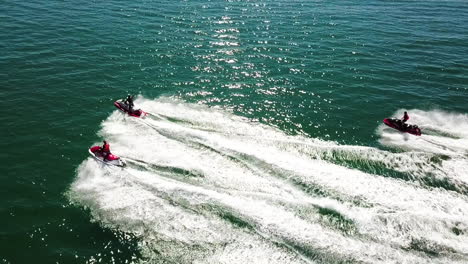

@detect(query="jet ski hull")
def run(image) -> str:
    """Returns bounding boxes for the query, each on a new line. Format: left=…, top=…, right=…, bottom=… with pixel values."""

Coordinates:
left=89, top=146, right=126, bottom=167
left=383, top=118, right=422, bottom=136
left=114, top=101, right=146, bottom=118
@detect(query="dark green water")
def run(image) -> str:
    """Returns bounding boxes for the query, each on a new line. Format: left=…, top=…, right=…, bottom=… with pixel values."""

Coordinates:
left=1, top=0, right=468, bottom=263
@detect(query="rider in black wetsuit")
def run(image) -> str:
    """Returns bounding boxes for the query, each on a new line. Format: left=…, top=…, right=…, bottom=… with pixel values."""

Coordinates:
left=124, top=95, right=134, bottom=112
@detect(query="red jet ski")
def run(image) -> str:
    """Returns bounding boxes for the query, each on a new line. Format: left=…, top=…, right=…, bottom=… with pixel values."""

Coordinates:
left=383, top=118, right=422, bottom=136
left=89, top=146, right=126, bottom=167
left=114, top=100, right=147, bottom=118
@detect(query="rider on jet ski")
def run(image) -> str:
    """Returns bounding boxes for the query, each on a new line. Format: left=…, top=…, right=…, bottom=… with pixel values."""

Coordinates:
left=400, top=111, right=418, bottom=129
left=402, top=111, right=409, bottom=123
left=124, top=95, right=134, bottom=112
left=101, top=140, right=111, bottom=161
left=397, top=111, right=409, bottom=126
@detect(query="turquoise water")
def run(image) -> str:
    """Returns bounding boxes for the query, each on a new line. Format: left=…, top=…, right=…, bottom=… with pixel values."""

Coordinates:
left=1, top=0, right=468, bottom=263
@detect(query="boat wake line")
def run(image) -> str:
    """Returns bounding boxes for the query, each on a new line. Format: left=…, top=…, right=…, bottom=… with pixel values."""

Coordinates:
left=69, top=97, right=468, bottom=264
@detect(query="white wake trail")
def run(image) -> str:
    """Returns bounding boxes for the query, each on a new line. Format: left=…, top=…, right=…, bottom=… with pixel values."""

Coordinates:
left=69, top=98, right=468, bottom=263
left=378, top=109, right=468, bottom=186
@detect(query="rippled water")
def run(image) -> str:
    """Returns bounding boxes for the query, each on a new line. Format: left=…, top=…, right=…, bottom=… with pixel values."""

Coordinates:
left=1, top=0, right=468, bottom=263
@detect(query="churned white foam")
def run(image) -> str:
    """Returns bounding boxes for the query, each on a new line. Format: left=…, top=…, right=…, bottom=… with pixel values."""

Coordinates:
left=378, top=109, right=468, bottom=186
left=378, top=109, right=468, bottom=155
left=69, top=98, right=468, bottom=263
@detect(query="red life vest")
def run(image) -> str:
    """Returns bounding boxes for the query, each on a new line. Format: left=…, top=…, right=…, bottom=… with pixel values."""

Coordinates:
left=403, top=112, right=409, bottom=122
left=102, top=143, right=110, bottom=152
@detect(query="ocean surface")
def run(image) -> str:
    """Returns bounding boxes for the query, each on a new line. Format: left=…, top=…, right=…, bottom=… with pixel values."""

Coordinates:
left=1, top=0, right=468, bottom=263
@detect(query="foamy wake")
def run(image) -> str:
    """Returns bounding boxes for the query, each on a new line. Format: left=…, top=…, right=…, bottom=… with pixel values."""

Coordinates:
left=378, top=109, right=468, bottom=186
left=69, top=98, right=468, bottom=263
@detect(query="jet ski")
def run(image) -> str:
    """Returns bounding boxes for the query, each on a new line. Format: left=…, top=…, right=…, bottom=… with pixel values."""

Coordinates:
left=114, top=100, right=147, bottom=118
left=383, top=118, right=422, bottom=136
left=89, top=146, right=126, bottom=167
